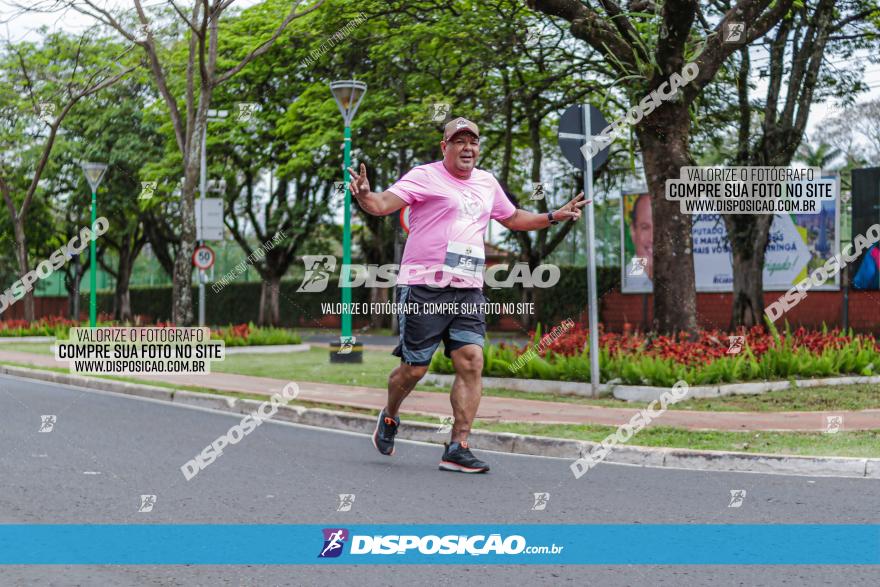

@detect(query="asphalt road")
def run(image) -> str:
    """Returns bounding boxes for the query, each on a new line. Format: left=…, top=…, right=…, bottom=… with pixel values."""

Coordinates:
left=2, top=373, right=878, bottom=586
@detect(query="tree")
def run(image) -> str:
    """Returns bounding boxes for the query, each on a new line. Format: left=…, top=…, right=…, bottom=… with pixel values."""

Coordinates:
left=41, top=0, right=325, bottom=324
left=0, top=31, right=132, bottom=321
left=527, top=0, right=795, bottom=333
left=721, top=0, right=878, bottom=327
left=796, top=139, right=842, bottom=169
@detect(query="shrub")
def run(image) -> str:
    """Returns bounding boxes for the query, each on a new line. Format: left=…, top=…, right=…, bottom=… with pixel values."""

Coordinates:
left=430, top=322, right=880, bottom=386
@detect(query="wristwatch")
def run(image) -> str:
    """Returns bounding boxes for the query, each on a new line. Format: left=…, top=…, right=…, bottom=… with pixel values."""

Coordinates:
left=547, top=211, right=559, bottom=225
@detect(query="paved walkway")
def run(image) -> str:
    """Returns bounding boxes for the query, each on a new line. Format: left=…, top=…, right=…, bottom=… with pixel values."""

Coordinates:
left=2, top=349, right=879, bottom=432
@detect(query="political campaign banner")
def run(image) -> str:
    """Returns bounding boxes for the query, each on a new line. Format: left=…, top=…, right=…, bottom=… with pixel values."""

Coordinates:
left=620, top=176, right=840, bottom=293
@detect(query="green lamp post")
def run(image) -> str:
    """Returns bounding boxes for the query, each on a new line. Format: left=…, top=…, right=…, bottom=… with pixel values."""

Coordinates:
left=81, top=162, right=107, bottom=328
left=329, top=79, right=366, bottom=363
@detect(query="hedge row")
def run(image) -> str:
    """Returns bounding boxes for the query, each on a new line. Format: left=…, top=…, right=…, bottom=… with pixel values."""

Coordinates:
left=90, top=265, right=621, bottom=327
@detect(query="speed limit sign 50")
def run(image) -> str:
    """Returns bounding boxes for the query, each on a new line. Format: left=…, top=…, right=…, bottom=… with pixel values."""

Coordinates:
left=192, top=245, right=216, bottom=270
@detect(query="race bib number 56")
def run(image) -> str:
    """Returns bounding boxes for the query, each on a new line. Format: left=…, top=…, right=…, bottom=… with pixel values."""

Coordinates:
left=444, top=241, right=485, bottom=277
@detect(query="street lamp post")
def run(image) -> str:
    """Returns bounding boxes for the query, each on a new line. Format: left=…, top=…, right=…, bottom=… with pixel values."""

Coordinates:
left=81, top=162, right=108, bottom=328
left=329, top=80, right=366, bottom=363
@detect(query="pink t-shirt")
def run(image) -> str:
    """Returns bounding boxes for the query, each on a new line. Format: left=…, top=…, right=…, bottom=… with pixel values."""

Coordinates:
left=388, top=161, right=516, bottom=288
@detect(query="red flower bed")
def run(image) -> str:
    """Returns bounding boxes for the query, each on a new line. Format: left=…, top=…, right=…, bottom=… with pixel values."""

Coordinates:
left=519, top=323, right=879, bottom=367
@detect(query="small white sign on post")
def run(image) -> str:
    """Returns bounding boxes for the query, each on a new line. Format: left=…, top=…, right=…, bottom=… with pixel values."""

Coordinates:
left=196, top=198, right=225, bottom=241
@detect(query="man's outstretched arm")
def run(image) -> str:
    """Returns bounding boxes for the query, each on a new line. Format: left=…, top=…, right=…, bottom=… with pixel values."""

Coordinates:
left=347, top=163, right=407, bottom=216
left=499, top=192, right=589, bottom=231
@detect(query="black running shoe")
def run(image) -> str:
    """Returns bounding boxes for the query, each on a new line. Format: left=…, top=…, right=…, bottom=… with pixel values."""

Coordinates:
left=439, top=441, right=490, bottom=473
left=372, top=409, right=399, bottom=456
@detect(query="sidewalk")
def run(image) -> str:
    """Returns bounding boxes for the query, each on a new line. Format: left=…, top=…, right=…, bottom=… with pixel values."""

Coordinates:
left=2, top=349, right=879, bottom=432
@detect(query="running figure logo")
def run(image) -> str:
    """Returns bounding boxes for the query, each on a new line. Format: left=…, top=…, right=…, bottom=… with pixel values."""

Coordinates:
left=531, top=492, right=550, bottom=511
left=723, top=22, right=746, bottom=43
left=336, top=494, right=355, bottom=512
left=530, top=183, right=545, bottom=201
left=728, top=489, right=746, bottom=508
left=38, top=102, right=56, bottom=125
left=237, top=102, right=258, bottom=122
left=629, top=257, right=647, bottom=276
left=38, top=415, right=56, bottom=433
left=430, top=102, right=451, bottom=123
left=436, top=415, right=453, bottom=434
left=338, top=336, right=355, bottom=355
left=825, top=415, right=843, bottom=434
left=727, top=335, right=745, bottom=354
left=138, top=494, right=157, bottom=512
left=139, top=181, right=157, bottom=200
left=318, top=528, right=349, bottom=558
left=298, top=255, right=337, bottom=292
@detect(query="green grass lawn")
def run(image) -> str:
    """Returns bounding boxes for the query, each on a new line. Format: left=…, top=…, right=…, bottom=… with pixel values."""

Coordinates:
left=0, top=342, right=53, bottom=354
left=476, top=422, right=880, bottom=458
left=4, top=341, right=880, bottom=413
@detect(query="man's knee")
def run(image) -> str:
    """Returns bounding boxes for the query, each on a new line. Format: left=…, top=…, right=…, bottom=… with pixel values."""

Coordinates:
left=398, top=363, right=429, bottom=383
left=452, top=345, right=483, bottom=376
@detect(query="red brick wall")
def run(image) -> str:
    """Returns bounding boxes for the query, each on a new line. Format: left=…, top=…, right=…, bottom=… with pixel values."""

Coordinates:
left=10, top=292, right=880, bottom=335
left=0, top=297, right=69, bottom=321
left=600, top=290, right=880, bottom=333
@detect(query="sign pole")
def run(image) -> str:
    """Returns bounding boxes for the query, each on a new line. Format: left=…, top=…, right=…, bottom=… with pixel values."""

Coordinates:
left=198, top=125, right=207, bottom=327
left=342, top=124, right=352, bottom=342
left=582, top=106, right=601, bottom=398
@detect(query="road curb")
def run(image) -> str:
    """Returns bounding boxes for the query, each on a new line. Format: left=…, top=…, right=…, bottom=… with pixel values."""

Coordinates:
left=2, top=364, right=877, bottom=480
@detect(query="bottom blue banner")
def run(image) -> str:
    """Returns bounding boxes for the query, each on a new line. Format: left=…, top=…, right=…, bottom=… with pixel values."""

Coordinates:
left=0, top=524, right=877, bottom=564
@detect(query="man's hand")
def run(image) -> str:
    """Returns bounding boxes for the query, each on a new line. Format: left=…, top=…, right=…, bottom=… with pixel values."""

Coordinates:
left=553, top=192, right=590, bottom=222
left=347, top=163, right=371, bottom=199
left=344, top=163, right=407, bottom=217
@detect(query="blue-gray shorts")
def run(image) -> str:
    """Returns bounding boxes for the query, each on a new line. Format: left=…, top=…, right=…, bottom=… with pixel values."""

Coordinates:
left=392, top=284, right=486, bottom=366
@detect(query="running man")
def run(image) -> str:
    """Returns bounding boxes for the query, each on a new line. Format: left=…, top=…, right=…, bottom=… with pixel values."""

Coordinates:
left=348, top=117, right=587, bottom=473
